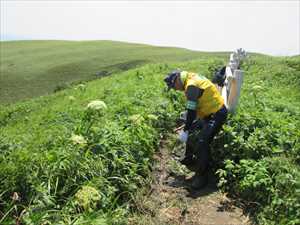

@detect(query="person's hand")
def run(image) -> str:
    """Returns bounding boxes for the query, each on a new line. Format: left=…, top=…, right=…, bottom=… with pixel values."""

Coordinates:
left=178, top=130, right=189, bottom=143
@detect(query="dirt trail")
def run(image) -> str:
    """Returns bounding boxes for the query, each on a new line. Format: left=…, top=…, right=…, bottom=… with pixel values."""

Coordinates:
left=129, top=138, right=252, bottom=225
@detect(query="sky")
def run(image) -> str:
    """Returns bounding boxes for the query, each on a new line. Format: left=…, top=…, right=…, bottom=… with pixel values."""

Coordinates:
left=0, top=0, right=299, bottom=56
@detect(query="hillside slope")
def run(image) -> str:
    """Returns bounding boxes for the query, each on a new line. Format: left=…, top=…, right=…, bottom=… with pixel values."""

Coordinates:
left=0, top=40, right=228, bottom=104
left=0, top=54, right=299, bottom=224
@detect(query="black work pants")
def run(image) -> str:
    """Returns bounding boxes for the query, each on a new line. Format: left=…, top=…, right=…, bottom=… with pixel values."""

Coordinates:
left=187, top=106, right=228, bottom=175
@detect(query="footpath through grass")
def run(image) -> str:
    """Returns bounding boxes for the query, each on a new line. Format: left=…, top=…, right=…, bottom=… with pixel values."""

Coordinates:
left=128, top=134, right=251, bottom=225
left=0, top=54, right=299, bottom=224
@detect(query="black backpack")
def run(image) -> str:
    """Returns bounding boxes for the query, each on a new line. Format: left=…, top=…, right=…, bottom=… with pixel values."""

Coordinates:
left=212, top=66, right=226, bottom=87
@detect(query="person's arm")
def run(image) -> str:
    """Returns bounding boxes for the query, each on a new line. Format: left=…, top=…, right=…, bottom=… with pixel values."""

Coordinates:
left=184, top=85, right=203, bottom=131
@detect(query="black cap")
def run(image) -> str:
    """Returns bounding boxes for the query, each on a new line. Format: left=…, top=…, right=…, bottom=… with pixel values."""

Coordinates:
left=164, top=70, right=181, bottom=90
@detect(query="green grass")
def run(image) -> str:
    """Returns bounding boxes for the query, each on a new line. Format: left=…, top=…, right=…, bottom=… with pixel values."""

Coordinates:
left=0, top=40, right=229, bottom=104
left=0, top=42, right=299, bottom=224
left=0, top=55, right=231, bottom=224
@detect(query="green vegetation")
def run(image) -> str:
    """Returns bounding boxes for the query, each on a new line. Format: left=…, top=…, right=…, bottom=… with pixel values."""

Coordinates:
left=0, top=42, right=299, bottom=224
left=214, top=56, right=300, bottom=225
left=0, top=40, right=228, bottom=104
left=0, top=63, right=175, bottom=224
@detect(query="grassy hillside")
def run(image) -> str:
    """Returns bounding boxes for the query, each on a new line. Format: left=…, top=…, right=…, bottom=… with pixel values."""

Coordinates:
left=0, top=49, right=299, bottom=224
left=0, top=40, right=229, bottom=104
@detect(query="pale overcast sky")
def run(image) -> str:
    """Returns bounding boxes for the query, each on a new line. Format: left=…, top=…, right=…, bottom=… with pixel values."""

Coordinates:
left=0, top=1, right=299, bottom=56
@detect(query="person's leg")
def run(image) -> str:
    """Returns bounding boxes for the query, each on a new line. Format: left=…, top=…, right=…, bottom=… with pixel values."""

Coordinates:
left=191, top=108, right=228, bottom=188
left=180, top=139, right=194, bottom=165
left=181, top=120, right=204, bottom=166
left=208, top=106, right=228, bottom=144
left=195, top=120, right=213, bottom=175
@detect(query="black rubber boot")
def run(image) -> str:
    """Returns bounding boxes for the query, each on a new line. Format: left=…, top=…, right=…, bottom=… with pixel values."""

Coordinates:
left=190, top=171, right=208, bottom=189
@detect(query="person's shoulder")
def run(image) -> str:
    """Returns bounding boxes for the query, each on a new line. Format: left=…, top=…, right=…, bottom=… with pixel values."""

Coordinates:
left=186, top=79, right=197, bottom=87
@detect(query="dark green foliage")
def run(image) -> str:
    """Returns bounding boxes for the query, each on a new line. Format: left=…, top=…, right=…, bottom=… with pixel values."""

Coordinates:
left=213, top=55, right=300, bottom=225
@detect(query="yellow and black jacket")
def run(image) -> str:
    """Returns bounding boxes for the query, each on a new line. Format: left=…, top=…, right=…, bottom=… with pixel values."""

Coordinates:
left=181, top=71, right=224, bottom=130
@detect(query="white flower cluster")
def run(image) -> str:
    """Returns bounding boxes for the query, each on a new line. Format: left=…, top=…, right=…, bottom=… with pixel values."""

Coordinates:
left=86, top=100, right=107, bottom=111
left=147, top=114, right=158, bottom=121
left=253, top=85, right=263, bottom=91
left=129, top=114, right=144, bottom=125
left=70, top=134, right=87, bottom=145
left=68, top=96, right=76, bottom=101
left=77, top=84, right=86, bottom=91
left=74, top=186, right=101, bottom=212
